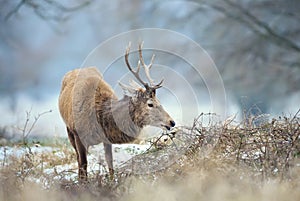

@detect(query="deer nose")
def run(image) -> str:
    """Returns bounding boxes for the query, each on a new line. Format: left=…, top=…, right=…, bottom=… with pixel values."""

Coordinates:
left=170, top=120, right=176, bottom=127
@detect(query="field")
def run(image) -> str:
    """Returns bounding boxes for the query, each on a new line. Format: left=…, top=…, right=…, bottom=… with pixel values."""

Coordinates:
left=0, top=112, right=300, bottom=201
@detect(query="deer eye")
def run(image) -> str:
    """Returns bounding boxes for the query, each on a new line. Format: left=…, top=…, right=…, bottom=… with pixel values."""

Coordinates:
left=148, top=103, right=154, bottom=107
left=147, top=99, right=154, bottom=108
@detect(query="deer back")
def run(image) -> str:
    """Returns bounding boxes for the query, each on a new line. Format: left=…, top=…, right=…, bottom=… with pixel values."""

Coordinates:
left=59, top=67, right=117, bottom=148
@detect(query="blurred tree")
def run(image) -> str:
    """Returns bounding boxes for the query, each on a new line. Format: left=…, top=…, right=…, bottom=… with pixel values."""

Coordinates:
left=192, top=0, right=300, bottom=116
left=0, top=0, right=299, bottom=117
left=0, top=0, right=91, bottom=110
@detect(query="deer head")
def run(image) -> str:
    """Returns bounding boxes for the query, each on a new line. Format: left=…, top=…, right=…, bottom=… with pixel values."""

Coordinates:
left=120, top=42, right=175, bottom=130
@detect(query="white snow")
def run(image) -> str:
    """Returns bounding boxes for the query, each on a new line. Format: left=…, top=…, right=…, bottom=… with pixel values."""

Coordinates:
left=0, top=143, right=150, bottom=183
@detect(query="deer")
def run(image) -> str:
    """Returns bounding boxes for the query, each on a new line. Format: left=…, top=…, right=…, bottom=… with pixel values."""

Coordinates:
left=58, top=42, right=175, bottom=181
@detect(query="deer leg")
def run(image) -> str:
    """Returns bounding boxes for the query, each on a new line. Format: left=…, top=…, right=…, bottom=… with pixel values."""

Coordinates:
left=68, top=128, right=88, bottom=181
left=67, top=127, right=81, bottom=168
left=73, top=132, right=88, bottom=181
left=103, top=143, right=114, bottom=178
left=67, top=127, right=77, bottom=151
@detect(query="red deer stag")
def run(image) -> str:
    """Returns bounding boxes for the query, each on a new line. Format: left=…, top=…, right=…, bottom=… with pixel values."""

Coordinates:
left=58, top=43, right=175, bottom=181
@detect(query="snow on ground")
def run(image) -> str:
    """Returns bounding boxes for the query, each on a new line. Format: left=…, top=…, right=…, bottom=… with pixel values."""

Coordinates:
left=0, top=143, right=150, bottom=182
left=0, top=145, right=55, bottom=163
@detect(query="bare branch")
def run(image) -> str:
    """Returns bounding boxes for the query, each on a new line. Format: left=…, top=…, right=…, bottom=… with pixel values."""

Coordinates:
left=19, top=109, right=52, bottom=145
left=44, top=0, right=90, bottom=12
left=5, top=0, right=25, bottom=21
left=5, top=0, right=91, bottom=22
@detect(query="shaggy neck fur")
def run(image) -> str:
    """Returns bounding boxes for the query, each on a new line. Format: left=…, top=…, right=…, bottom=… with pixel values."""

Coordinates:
left=96, top=96, right=144, bottom=144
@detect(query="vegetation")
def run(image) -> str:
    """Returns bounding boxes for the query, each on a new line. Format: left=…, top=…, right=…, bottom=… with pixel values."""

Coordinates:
left=0, top=111, right=300, bottom=201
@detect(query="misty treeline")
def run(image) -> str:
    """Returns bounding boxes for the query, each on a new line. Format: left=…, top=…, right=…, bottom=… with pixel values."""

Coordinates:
left=0, top=0, right=299, bottom=115
left=195, top=0, right=300, bottom=116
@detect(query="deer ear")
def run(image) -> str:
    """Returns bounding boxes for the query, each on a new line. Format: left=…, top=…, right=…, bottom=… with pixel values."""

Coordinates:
left=152, top=89, right=156, bottom=96
left=129, top=79, right=142, bottom=89
left=147, top=88, right=156, bottom=98
left=119, top=82, right=136, bottom=95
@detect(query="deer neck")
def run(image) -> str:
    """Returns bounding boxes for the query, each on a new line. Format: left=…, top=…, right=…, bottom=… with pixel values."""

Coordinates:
left=112, top=96, right=144, bottom=133
left=96, top=96, right=142, bottom=143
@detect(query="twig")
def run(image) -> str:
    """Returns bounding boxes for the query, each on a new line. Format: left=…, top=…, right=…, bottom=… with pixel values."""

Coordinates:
left=291, top=108, right=300, bottom=122
left=19, top=109, right=52, bottom=145
left=145, top=131, right=175, bottom=152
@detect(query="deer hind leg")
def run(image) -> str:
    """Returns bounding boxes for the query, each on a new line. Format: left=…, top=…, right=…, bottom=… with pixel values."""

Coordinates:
left=67, top=127, right=88, bottom=181
left=67, top=127, right=76, bottom=150
left=103, top=143, right=114, bottom=178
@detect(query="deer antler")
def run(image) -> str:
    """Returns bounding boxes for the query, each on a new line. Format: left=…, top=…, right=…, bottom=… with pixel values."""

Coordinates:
left=125, top=42, right=148, bottom=88
left=138, top=42, right=155, bottom=85
left=138, top=42, right=164, bottom=89
left=125, top=42, right=163, bottom=90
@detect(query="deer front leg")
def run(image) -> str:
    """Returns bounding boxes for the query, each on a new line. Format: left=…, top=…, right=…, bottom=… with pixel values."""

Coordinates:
left=103, top=143, right=114, bottom=178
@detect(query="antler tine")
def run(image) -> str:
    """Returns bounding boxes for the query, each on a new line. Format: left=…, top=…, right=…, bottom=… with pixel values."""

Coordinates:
left=153, top=78, right=164, bottom=89
left=125, top=42, right=164, bottom=90
left=138, top=42, right=156, bottom=86
left=125, top=42, right=148, bottom=87
left=138, top=43, right=164, bottom=89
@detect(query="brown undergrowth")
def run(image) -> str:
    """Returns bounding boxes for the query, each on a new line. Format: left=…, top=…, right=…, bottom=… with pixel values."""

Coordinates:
left=1, top=110, right=300, bottom=201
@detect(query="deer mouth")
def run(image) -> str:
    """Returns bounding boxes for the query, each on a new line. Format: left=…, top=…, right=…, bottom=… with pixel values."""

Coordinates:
left=162, top=125, right=171, bottom=130
left=161, top=120, right=175, bottom=130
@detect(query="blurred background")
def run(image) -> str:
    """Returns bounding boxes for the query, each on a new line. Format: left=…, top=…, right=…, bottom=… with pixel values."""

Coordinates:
left=0, top=0, right=299, bottom=138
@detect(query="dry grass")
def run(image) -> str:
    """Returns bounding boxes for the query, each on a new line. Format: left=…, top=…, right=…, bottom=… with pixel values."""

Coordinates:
left=1, top=111, right=300, bottom=201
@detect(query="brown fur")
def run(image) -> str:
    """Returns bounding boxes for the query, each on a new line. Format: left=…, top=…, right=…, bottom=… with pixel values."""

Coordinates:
left=59, top=66, right=175, bottom=181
